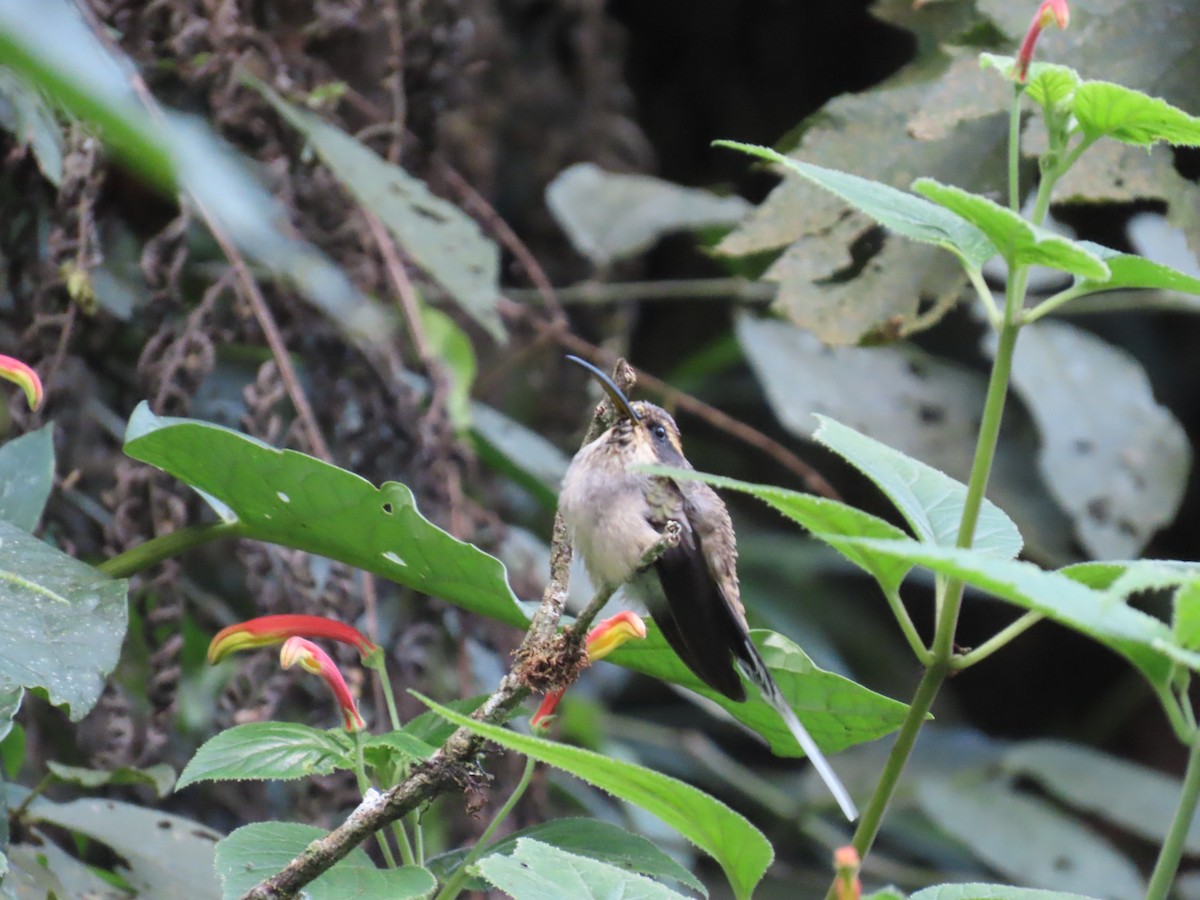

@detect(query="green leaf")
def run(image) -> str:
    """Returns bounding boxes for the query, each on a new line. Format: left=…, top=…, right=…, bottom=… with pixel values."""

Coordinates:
left=1000, top=320, right=1189, bottom=558
left=912, top=179, right=1109, bottom=279
left=362, top=730, right=438, bottom=769
left=715, top=140, right=996, bottom=270
left=829, top=538, right=1175, bottom=688
left=1071, top=240, right=1200, bottom=296
left=1074, top=81, right=1200, bottom=148
left=123, top=403, right=527, bottom=628
left=47, top=761, right=176, bottom=797
left=428, top=818, right=706, bottom=897
left=20, top=791, right=222, bottom=898
left=640, top=464, right=912, bottom=595
left=0, top=69, right=63, bottom=186
left=546, top=162, right=750, bottom=266
left=0, top=0, right=391, bottom=344
left=1175, top=579, right=1200, bottom=650
left=249, top=76, right=504, bottom=342
left=477, top=838, right=690, bottom=900
left=400, top=694, right=489, bottom=747
left=814, top=415, right=1023, bottom=559
left=177, top=722, right=355, bottom=789
left=917, top=780, right=1144, bottom=899
left=420, top=305, right=477, bottom=430
left=911, top=887, right=1100, bottom=900
left=215, top=822, right=436, bottom=900
left=0, top=423, right=54, bottom=532
left=612, top=622, right=907, bottom=758
left=5, top=834, right=130, bottom=898
left=418, top=694, right=772, bottom=900
left=979, top=54, right=1081, bottom=112
left=0, top=520, right=127, bottom=720
left=1002, top=739, right=1200, bottom=854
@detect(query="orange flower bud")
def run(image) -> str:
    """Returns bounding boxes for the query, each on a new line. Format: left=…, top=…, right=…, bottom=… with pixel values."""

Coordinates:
left=1016, top=0, right=1070, bottom=82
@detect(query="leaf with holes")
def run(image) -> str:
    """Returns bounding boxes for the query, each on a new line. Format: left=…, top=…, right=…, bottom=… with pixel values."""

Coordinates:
left=124, top=403, right=527, bottom=627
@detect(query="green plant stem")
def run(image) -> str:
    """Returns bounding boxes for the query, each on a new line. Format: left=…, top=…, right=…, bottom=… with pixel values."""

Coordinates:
left=884, top=587, right=931, bottom=664
left=825, top=317, right=1023, bottom=900
left=98, top=522, right=242, bottom=578
left=952, top=611, right=1043, bottom=670
left=966, top=265, right=1001, bottom=326
left=371, top=660, right=402, bottom=732
left=351, top=733, right=400, bottom=868
left=1008, top=83, right=1024, bottom=211
left=434, top=754, right=537, bottom=900
left=1146, top=736, right=1200, bottom=900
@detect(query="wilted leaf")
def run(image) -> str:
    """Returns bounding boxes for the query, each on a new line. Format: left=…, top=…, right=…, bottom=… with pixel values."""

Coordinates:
left=547, top=162, right=749, bottom=266
left=995, top=319, right=1190, bottom=558
left=735, top=314, right=1077, bottom=562
left=251, top=77, right=504, bottom=341
left=21, top=792, right=223, bottom=898
left=917, top=779, right=1144, bottom=899
left=1002, top=739, right=1200, bottom=853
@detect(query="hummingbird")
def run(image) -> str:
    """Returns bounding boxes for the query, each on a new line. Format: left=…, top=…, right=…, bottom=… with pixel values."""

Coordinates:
left=558, top=355, right=858, bottom=821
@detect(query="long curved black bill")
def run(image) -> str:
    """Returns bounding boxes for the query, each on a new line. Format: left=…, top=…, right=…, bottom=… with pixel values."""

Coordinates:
left=565, top=355, right=640, bottom=421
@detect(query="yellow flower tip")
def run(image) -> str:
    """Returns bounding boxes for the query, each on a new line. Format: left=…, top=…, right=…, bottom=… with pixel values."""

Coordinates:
left=1039, top=0, right=1069, bottom=30
left=280, top=637, right=366, bottom=733
left=584, top=611, right=647, bottom=662
left=0, top=355, right=43, bottom=411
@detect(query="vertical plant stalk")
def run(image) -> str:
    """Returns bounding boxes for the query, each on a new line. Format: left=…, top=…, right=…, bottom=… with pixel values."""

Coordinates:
left=433, top=755, right=537, bottom=900
left=1146, top=737, right=1200, bottom=900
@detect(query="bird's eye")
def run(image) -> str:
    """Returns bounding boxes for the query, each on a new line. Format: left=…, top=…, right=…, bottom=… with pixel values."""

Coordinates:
left=652, top=424, right=668, bottom=441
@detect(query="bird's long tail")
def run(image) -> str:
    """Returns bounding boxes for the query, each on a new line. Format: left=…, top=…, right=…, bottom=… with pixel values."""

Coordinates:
left=738, top=655, right=859, bottom=821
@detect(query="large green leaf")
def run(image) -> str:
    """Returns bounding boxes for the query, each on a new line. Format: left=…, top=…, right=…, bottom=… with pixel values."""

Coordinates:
left=611, top=624, right=907, bottom=758
left=0, top=0, right=390, bottom=343
left=814, top=415, right=1022, bottom=559
left=1073, top=240, right=1200, bottom=297
left=428, top=817, right=706, bottom=897
left=177, top=723, right=355, bottom=789
left=917, top=780, right=1143, bottom=899
left=250, top=77, right=504, bottom=342
left=0, top=423, right=54, bottom=532
left=215, top=822, right=435, bottom=900
left=830, top=538, right=1175, bottom=687
left=419, top=695, right=772, bottom=900
left=123, top=403, right=527, bottom=627
left=912, top=179, right=1109, bottom=279
left=1073, top=81, right=1200, bottom=147
left=717, top=141, right=995, bottom=270
left=0, top=520, right=127, bottom=720
left=46, top=761, right=176, bottom=797
left=477, top=839, right=690, bottom=900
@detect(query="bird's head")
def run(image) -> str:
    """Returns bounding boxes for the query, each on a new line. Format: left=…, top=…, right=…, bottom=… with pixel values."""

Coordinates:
left=567, top=355, right=688, bottom=467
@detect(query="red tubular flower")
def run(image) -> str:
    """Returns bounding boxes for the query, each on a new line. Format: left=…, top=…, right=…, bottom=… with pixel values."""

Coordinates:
left=0, top=354, right=43, bottom=411
left=280, top=636, right=366, bottom=732
left=531, top=611, right=647, bottom=730
left=833, top=846, right=862, bottom=900
left=1016, top=0, right=1070, bottom=82
left=207, top=614, right=380, bottom=664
